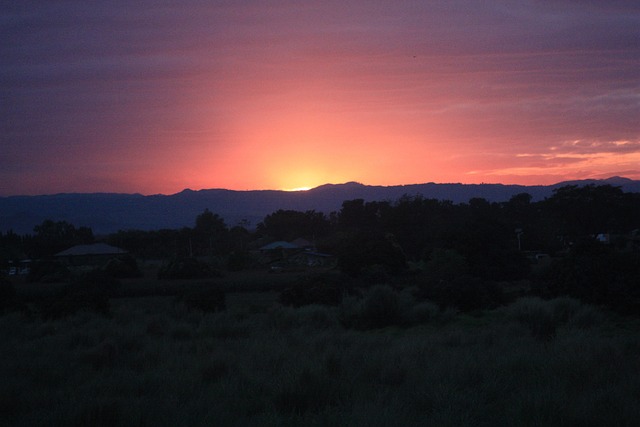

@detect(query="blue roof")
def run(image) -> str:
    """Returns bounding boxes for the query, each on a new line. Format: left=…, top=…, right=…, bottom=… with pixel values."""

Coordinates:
left=55, top=243, right=126, bottom=256
left=260, top=241, right=299, bottom=250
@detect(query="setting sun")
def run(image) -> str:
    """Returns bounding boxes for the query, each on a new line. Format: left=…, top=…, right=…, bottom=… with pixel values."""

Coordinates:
left=283, top=186, right=312, bottom=192
left=1, top=1, right=638, bottom=197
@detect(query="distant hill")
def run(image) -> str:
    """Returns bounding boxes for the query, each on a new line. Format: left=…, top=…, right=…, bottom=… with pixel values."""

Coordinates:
left=1, top=177, right=639, bottom=235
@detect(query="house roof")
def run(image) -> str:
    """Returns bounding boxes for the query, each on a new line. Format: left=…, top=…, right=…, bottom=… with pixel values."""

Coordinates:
left=291, top=238, right=313, bottom=248
left=259, top=241, right=299, bottom=250
left=300, top=251, right=334, bottom=258
left=55, top=243, right=126, bottom=257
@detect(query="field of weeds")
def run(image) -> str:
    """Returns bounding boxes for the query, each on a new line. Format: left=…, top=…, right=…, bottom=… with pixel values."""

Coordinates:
left=1, top=284, right=640, bottom=426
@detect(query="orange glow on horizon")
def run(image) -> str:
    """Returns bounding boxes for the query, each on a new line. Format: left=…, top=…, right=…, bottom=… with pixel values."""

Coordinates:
left=283, top=186, right=312, bottom=192
left=82, top=41, right=638, bottom=196
left=3, top=2, right=638, bottom=197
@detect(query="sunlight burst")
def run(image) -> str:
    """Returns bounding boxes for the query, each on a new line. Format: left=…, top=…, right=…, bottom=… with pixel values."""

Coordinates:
left=283, top=186, right=312, bottom=192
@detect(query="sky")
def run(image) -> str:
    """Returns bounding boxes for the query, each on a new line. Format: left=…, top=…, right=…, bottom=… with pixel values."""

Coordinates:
left=2, top=0, right=639, bottom=195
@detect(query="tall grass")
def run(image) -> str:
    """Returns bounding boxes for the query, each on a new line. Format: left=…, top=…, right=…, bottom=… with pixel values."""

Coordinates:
left=0, top=294, right=639, bottom=426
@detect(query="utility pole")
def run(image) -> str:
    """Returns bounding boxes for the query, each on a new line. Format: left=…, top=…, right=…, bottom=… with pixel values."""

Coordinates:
left=515, top=228, right=523, bottom=251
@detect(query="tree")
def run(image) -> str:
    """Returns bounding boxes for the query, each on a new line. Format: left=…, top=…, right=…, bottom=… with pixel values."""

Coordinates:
left=545, top=185, right=627, bottom=237
left=27, top=220, right=94, bottom=258
left=337, top=231, right=406, bottom=277
left=257, top=210, right=329, bottom=241
left=193, top=209, right=229, bottom=256
left=337, top=199, right=390, bottom=230
left=0, top=230, right=26, bottom=265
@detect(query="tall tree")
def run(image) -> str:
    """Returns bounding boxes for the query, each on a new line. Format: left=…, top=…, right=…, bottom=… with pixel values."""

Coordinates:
left=27, top=220, right=94, bottom=258
left=193, top=209, right=229, bottom=256
left=257, top=209, right=329, bottom=241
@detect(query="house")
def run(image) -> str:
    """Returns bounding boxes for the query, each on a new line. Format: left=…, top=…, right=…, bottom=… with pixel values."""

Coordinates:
left=290, top=238, right=314, bottom=250
left=259, top=241, right=301, bottom=264
left=259, top=239, right=335, bottom=269
left=55, top=243, right=126, bottom=266
left=290, top=251, right=337, bottom=268
left=7, top=259, right=31, bottom=276
left=259, top=241, right=300, bottom=251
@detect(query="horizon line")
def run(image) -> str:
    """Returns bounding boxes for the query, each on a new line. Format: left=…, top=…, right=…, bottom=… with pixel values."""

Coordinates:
left=0, top=176, right=634, bottom=198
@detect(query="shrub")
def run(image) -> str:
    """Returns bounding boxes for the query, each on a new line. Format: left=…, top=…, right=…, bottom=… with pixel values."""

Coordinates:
left=504, top=297, right=596, bottom=340
left=567, top=305, right=605, bottom=329
left=102, top=254, right=141, bottom=279
left=542, top=250, right=640, bottom=314
left=419, top=275, right=506, bottom=312
left=178, top=287, right=225, bottom=313
left=27, top=260, right=70, bottom=283
left=201, top=359, right=230, bottom=383
left=279, top=286, right=342, bottom=307
left=274, top=368, right=341, bottom=415
left=73, top=400, right=123, bottom=427
left=360, top=285, right=402, bottom=327
left=81, top=339, right=120, bottom=370
left=337, top=231, right=407, bottom=277
left=0, top=276, right=16, bottom=309
left=226, top=251, right=250, bottom=272
left=37, top=270, right=117, bottom=320
left=359, top=264, right=392, bottom=285
left=296, top=305, right=341, bottom=330
left=340, top=285, right=402, bottom=329
left=403, top=300, right=440, bottom=325
left=279, top=272, right=346, bottom=307
left=425, top=248, right=468, bottom=281
left=69, top=269, right=120, bottom=297
left=157, top=257, right=221, bottom=280
left=39, top=290, right=110, bottom=320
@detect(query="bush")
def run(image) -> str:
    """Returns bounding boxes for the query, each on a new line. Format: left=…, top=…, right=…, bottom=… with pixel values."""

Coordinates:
left=69, top=269, right=121, bottom=297
left=403, top=300, right=440, bottom=325
left=267, top=305, right=340, bottom=331
left=340, top=285, right=402, bottom=329
left=359, top=264, right=392, bottom=285
left=508, top=298, right=557, bottom=340
left=337, top=232, right=407, bottom=277
left=39, top=290, right=110, bottom=320
left=157, top=257, right=221, bottom=280
left=0, top=276, right=16, bottom=310
left=37, top=270, right=118, bottom=319
left=542, top=251, right=640, bottom=314
left=226, top=251, right=250, bottom=272
left=340, top=285, right=443, bottom=329
left=274, top=368, right=341, bottom=415
left=178, top=288, right=225, bottom=313
left=102, top=254, right=141, bottom=279
left=419, top=275, right=506, bottom=312
left=279, top=286, right=342, bottom=307
left=279, top=272, right=346, bottom=307
left=504, top=297, right=598, bottom=340
left=425, top=248, right=468, bottom=281
left=27, top=260, right=70, bottom=283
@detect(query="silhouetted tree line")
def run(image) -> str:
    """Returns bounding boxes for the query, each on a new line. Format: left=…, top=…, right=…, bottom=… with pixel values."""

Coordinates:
left=329, top=185, right=640, bottom=278
left=3, top=184, right=639, bottom=266
left=105, top=209, right=236, bottom=260
left=3, top=184, right=640, bottom=313
left=0, top=220, right=94, bottom=261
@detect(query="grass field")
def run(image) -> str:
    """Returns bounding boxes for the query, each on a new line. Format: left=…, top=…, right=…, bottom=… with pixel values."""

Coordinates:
left=2, top=274, right=640, bottom=426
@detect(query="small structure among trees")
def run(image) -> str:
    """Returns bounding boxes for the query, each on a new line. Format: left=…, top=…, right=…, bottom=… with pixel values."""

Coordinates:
left=55, top=243, right=126, bottom=267
left=259, top=240, right=336, bottom=270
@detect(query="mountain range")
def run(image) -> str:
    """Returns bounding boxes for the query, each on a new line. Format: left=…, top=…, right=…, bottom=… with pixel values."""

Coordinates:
left=1, top=177, right=639, bottom=235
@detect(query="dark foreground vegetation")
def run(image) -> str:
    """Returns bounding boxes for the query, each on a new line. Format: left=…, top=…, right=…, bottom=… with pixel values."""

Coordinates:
left=1, top=184, right=640, bottom=425
left=2, top=287, right=640, bottom=426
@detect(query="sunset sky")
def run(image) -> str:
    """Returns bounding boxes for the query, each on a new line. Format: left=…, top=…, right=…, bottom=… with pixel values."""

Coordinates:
left=2, top=1, right=639, bottom=195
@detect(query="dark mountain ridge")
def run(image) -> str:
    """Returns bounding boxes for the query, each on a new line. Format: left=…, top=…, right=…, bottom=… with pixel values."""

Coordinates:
left=1, top=177, right=638, bottom=235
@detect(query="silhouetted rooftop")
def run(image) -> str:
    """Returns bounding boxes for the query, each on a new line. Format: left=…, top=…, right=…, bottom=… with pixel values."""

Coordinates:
left=55, top=243, right=126, bottom=256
